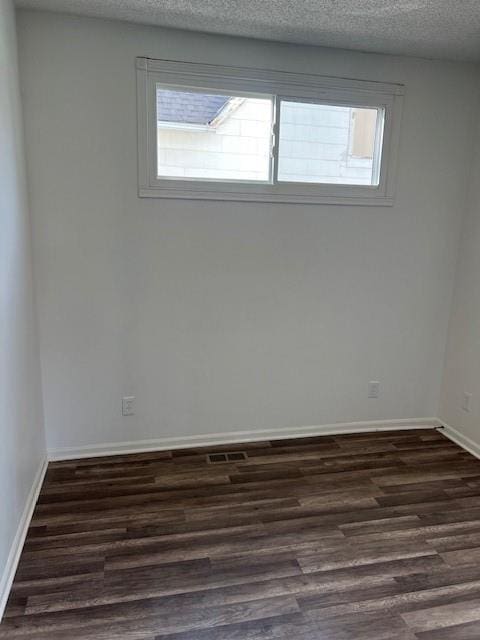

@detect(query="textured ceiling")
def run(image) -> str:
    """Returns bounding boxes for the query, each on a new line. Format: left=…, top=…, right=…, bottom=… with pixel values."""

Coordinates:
left=14, top=0, right=480, bottom=62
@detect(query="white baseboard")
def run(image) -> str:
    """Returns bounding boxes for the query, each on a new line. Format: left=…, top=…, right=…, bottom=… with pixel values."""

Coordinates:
left=48, top=417, right=440, bottom=461
left=0, top=456, right=48, bottom=621
left=439, top=420, right=480, bottom=460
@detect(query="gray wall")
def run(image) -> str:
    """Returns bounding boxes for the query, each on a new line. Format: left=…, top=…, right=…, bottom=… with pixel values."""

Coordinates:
left=17, top=10, right=478, bottom=452
left=441, top=112, right=480, bottom=443
left=0, top=0, right=46, bottom=610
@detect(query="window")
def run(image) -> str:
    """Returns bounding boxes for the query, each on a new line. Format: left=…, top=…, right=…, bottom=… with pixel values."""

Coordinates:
left=137, top=58, right=404, bottom=205
left=350, top=108, right=378, bottom=159
left=277, top=101, right=383, bottom=185
left=156, top=88, right=274, bottom=182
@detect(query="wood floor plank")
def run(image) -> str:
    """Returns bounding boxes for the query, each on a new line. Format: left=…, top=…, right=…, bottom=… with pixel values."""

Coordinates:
left=416, top=619, right=480, bottom=639
left=401, top=597, right=480, bottom=632
left=3, top=428, right=480, bottom=639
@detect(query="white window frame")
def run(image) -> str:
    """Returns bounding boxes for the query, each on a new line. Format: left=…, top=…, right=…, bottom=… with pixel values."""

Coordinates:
left=136, top=57, right=404, bottom=206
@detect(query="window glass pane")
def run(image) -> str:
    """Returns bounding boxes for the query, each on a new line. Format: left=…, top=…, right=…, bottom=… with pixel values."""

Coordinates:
left=156, top=87, right=273, bottom=182
left=277, top=101, right=384, bottom=185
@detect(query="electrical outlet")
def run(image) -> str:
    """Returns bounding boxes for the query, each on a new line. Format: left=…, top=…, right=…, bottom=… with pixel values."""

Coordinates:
left=462, top=392, right=472, bottom=413
left=368, top=381, right=380, bottom=399
left=122, top=396, right=135, bottom=416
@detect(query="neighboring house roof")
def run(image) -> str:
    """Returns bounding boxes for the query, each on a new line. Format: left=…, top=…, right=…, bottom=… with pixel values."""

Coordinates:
left=157, top=89, right=231, bottom=126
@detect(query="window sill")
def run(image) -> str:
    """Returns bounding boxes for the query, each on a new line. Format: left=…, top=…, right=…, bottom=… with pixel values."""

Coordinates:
left=138, top=185, right=395, bottom=207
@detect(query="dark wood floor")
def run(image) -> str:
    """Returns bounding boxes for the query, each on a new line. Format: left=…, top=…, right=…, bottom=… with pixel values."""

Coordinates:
left=5, top=428, right=480, bottom=638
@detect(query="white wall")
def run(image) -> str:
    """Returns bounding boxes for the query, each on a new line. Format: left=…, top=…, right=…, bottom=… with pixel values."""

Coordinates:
left=0, top=0, right=45, bottom=610
left=17, top=10, right=478, bottom=452
left=440, top=113, right=480, bottom=444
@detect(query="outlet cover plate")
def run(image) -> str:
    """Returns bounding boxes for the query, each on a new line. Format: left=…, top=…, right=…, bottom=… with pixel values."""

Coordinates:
left=368, top=381, right=380, bottom=399
left=462, top=392, right=472, bottom=413
left=122, top=396, right=135, bottom=416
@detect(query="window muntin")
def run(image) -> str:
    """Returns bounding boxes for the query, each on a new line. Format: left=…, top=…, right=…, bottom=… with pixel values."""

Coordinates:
left=137, top=58, right=404, bottom=205
left=277, top=101, right=384, bottom=186
left=156, top=87, right=274, bottom=182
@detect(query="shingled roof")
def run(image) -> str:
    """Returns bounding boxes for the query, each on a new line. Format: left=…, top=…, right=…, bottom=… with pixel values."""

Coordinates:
left=157, top=89, right=231, bottom=126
